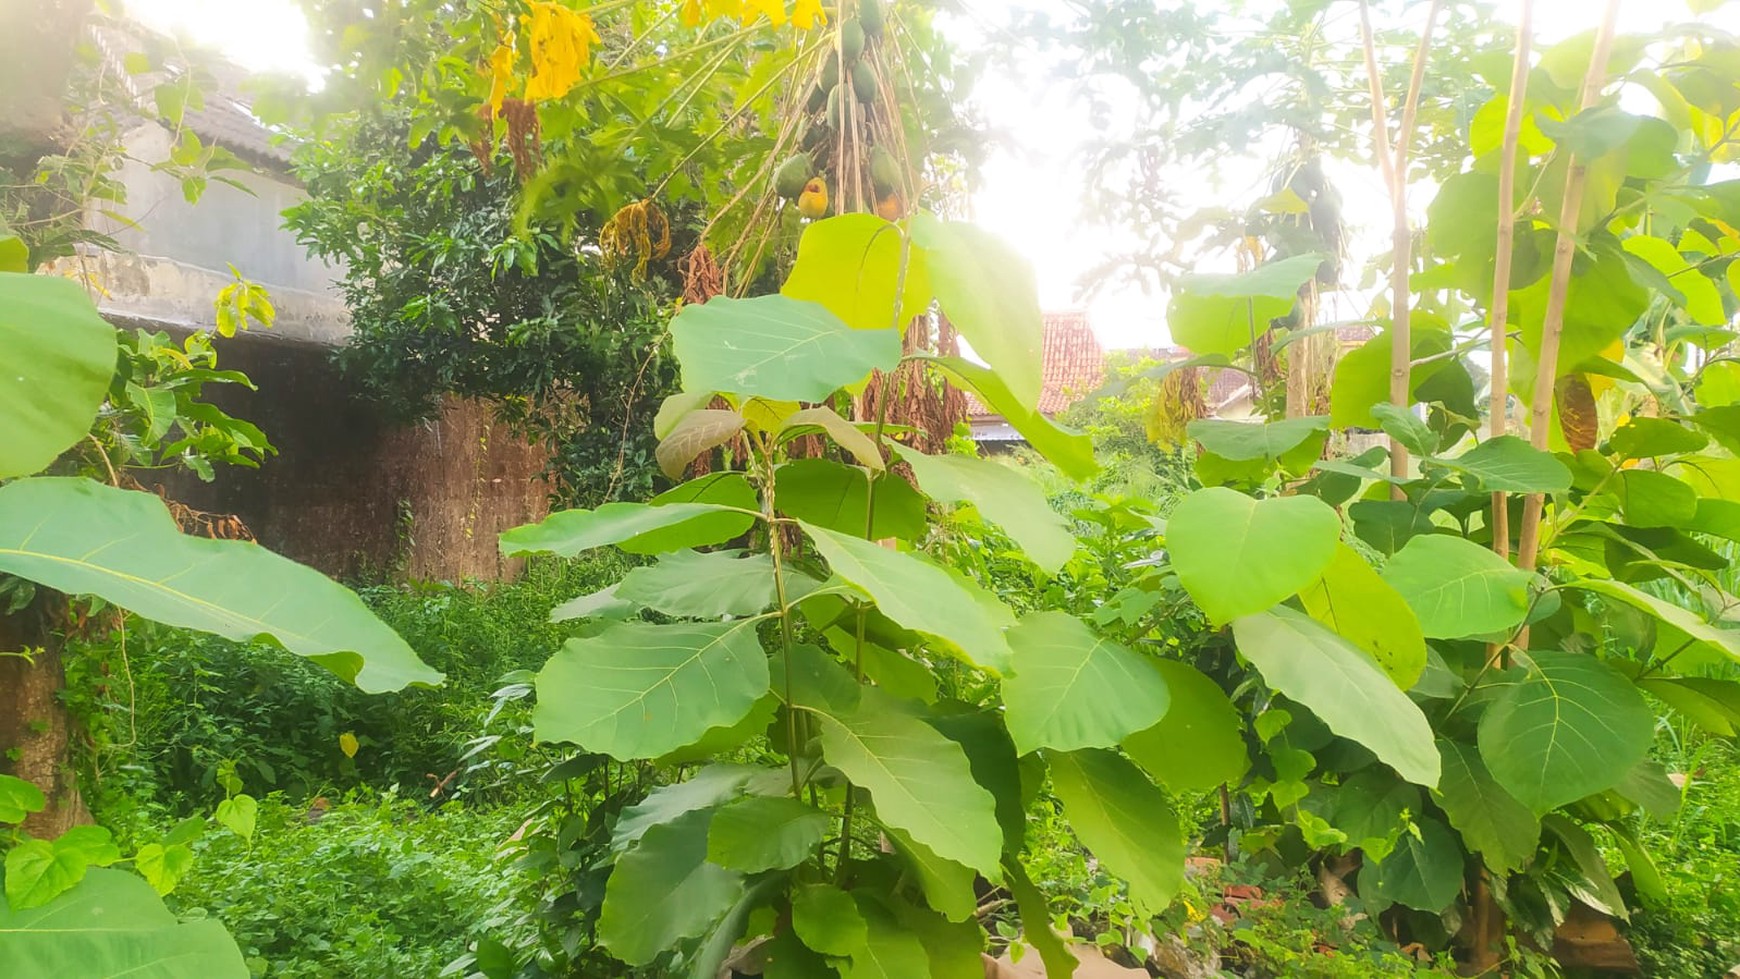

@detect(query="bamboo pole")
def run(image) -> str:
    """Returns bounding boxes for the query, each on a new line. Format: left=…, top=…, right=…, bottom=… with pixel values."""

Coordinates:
left=1514, top=0, right=1623, bottom=576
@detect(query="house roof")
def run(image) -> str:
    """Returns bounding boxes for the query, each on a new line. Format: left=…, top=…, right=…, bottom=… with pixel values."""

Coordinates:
left=965, top=311, right=1104, bottom=418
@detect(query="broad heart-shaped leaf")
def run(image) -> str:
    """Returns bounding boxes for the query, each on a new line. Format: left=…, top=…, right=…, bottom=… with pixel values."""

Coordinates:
left=501, top=500, right=756, bottom=558
left=1167, top=488, right=1341, bottom=626
left=927, top=707, right=1027, bottom=852
left=616, top=549, right=779, bottom=618
left=1001, top=858, right=1079, bottom=978
left=1045, top=748, right=1185, bottom=916
left=656, top=408, right=745, bottom=479
left=599, top=808, right=744, bottom=966
left=1570, top=579, right=1740, bottom=669
left=897, top=449, right=1075, bottom=573
left=1607, top=416, right=1708, bottom=459
left=611, top=764, right=790, bottom=853
left=1434, top=740, right=1540, bottom=874
left=793, top=883, right=867, bottom=957
left=1298, top=544, right=1427, bottom=688
left=782, top=213, right=933, bottom=333
left=1186, top=416, right=1328, bottom=462
left=1380, top=534, right=1534, bottom=640
left=803, top=523, right=1015, bottom=673
left=654, top=390, right=717, bottom=439
left=792, top=679, right=1002, bottom=874
left=776, top=458, right=927, bottom=540
left=1003, top=612, right=1170, bottom=755
left=1436, top=435, right=1572, bottom=493
left=0, top=273, right=119, bottom=479
left=534, top=619, right=770, bottom=760
left=926, top=356, right=1098, bottom=481
left=706, top=796, right=831, bottom=872
left=133, top=843, right=194, bottom=897
left=0, top=869, right=247, bottom=977
left=1121, top=660, right=1249, bottom=794
left=0, top=774, right=46, bottom=824
left=1616, top=469, right=1698, bottom=528
left=1638, top=676, right=1740, bottom=736
left=1355, top=817, right=1464, bottom=914
left=909, top=213, right=1043, bottom=408
left=0, top=479, right=440, bottom=693
left=1478, top=651, right=1654, bottom=814
left=1167, top=254, right=1321, bottom=357
left=886, top=829, right=978, bottom=923
left=843, top=893, right=933, bottom=979
left=1369, top=404, right=1439, bottom=458
left=780, top=407, right=885, bottom=471
left=1232, top=608, right=1440, bottom=787
left=670, top=294, right=901, bottom=402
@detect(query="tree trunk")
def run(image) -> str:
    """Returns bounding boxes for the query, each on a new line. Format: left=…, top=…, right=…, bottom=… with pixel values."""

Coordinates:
left=0, top=608, right=89, bottom=837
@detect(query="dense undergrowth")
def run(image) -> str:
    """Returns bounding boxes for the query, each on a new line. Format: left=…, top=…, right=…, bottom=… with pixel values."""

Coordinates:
left=59, top=491, right=1740, bottom=978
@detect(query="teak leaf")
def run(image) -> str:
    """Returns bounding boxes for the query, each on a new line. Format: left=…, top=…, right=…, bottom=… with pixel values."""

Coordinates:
left=1046, top=748, right=1185, bottom=916
left=671, top=294, right=901, bottom=402
left=1168, top=488, right=1341, bottom=626
left=599, top=808, right=744, bottom=966
left=0, top=869, right=247, bottom=977
left=1121, top=660, right=1249, bottom=793
left=656, top=408, right=745, bottom=479
left=1003, top=611, right=1170, bottom=755
left=0, top=273, right=119, bottom=479
left=1380, top=534, right=1534, bottom=639
left=897, top=448, right=1076, bottom=573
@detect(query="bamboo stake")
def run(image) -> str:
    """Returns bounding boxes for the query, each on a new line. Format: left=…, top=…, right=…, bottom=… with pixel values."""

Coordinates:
left=1515, top=0, right=1623, bottom=577
left=1488, top=1, right=1533, bottom=575
left=1359, top=0, right=1443, bottom=494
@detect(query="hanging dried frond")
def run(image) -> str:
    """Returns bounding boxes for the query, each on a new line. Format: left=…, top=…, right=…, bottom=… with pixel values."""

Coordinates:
left=1145, top=367, right=1206, bottom=448
left=499, top=98, right=542, bottom=180
left=601, top=200, right=673, bottom=280
left=858, top=313, right=966, bottom=456
left=679, top=243, right=723, bottom=304
left=468, top=104, right=495, bottom=175
left=524, top=1, right=600, bottom=102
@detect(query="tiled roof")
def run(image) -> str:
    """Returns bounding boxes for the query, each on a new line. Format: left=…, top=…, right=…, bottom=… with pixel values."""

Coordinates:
left=965, top=311, right=1103, bottom=418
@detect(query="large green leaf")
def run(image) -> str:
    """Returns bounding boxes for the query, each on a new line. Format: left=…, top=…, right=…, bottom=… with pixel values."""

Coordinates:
left=927, top=356, right=1097, bottom=480
left=599, top=808, right=744, bottom=966
left=1542, top=814, right=1628, bottom=920
left=782, top=214, right=933, bottom=332
left=1571, top=578, right=1740, bottom=668
left=1638, top=675, right=1740, bottom=736
left=1433, top=740, right=1540, bottom=874
left=1355, top=817, right=1463, bottom=913
left=1166, top=254, right=1321, bottom=357
left=0, top=479, right=440, bottom=693
left=1477, top=651, right=1654, bottom=813
left=501, top=499, right=755, bottom=558
left=0, top=273, right=119, bottom=479
left=1608, top=417, right=1708, bottom=459
left=1329, top=330, right=1456, bottom=429
left=841, top=893, right=933, bottom=979
left=1624, top=235, right=1725, bottom=324
left=1298, top=544, right=1427, bottom=688
left=792, top=883, right=867, bottom=957
left=616, top=549, right=779, bottom=618
left=706, top=796, right=830, bottom=872
left=1616, top=469, right=1698, bottom=528
left=803, top=523, right=1015, bottom=673
left=1002, top=612, right=1170, bottom=755
left=1046, top=749, right=1185, bottom=916
left=611, top=764, right=789, bottom=853
left=670, top=294, right=900, bottom=402
left=656, top=408, right=745, bottom=479
left=927, top=708, right=1027, bottom=851
left=1121, top=660, right=1249, bottom=793
left=1167, top=488, right=1341, bottom=626
left=776, top=459, right=927, bottom=540
left=1380, top=534, right=1534, bottom=639
left=534, top=620, right=770, bottom=760
left=793, top=677, right=1002, bottom=874
left=1186, top=416, right=1328, bottom=461
left=897, top=449, right=1075, bottom=573
left=1436, top=435, right=1572, bottom=493
left=887, top=829, right=977, bottom=922
left=0, top=868, right=247, bottom=978
left=780, top=407, right=886, bottom=470
left=1232, top=608, right=1440, bottom=787
left=909, top=213, right=1043, bottom=407
left=1511, top=238, right=1650, bottom=374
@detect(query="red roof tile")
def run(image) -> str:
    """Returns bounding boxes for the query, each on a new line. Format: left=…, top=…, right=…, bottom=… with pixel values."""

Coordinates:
left=965, top=311, right=1103, bottom=418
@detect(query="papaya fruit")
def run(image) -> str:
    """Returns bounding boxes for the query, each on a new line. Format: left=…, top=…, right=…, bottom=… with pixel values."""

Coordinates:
left=860, top=0, right=884, bottom=40
left=775, top=152, right=813, bottom=200
left=820, top=56, right=839, bottom=92
left=798, top=178, right=829, bottom=219
left=852, top=60, right=875, bottom=103
left=869, top=145, right=900, bottom=194
left=840, top=19, right=865, bottom=63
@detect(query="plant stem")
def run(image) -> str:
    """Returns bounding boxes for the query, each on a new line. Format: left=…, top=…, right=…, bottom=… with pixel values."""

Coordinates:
left=1515, top=0, right=1623, bottom=580
left=763, top=445, right=804, bottom=799
left=1486, top=0, right=1533, bottom=668
left=1359, top=0, right=1443, bottom=496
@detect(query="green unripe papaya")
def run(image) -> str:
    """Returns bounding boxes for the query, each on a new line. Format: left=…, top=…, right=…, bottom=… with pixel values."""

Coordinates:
left=860, top=0, right=884, bottom=39
left=806, top=83, right=827, bottom=114
left=800, top=123, right=831, bottom=154
left=819, top=56, right=839, bottom=92
left=851, top=60, right=875, bottom=103
left=826, top=85, right=845, bottom=129
left=840, top=19, right=865, bottom=63
left=869, top=145, right=900, bottom=194
left=775, top=152, right=814, bottom=199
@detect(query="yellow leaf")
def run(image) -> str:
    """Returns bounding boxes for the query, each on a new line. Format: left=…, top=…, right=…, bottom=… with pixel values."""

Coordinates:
left=485, top=41, right=514, bottom=115
left=680, top=0, right=704, bottom=26
left=339, top=732, right=359, bottom=758
left=790, top=0, right=827, bottom=30
left=745, top=0, right=786, bottom=25
left=525, top=2, right=600, bottom=103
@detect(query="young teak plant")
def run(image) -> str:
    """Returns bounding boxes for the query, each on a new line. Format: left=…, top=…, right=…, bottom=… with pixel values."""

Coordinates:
left=500, top=213, right=1216, bottom=976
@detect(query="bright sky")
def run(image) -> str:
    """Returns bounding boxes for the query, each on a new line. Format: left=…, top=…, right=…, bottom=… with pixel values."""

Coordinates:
left=124, top=0, right=1739, bottom=349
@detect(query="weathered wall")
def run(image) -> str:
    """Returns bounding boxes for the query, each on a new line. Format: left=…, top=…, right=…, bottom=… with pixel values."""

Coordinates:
left=147, top=334, right=551, bottom=583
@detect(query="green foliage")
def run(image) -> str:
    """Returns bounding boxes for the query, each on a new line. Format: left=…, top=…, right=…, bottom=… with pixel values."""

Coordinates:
left=0, top=273, right=117, bottom=479
left=0, top=869, right=247, bottom=978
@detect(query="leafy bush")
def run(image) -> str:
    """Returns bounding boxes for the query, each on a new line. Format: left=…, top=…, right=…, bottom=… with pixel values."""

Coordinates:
left=1627, top=737, right=1740, bottom=977
left=67, top=555, right=631, bottom=813
left=170, top=792, right=528, bottom=978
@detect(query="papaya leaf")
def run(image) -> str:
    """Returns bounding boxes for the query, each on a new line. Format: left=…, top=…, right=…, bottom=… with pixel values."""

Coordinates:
left=0, top=478, right=441, bottom=693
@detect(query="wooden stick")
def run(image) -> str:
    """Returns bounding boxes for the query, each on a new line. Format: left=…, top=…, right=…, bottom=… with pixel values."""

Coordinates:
left=1515, top=0, right=1623, bottom=576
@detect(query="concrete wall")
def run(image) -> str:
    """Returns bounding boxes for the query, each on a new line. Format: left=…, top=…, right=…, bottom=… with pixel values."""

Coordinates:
left=144, top=333, right=552, bottom=583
